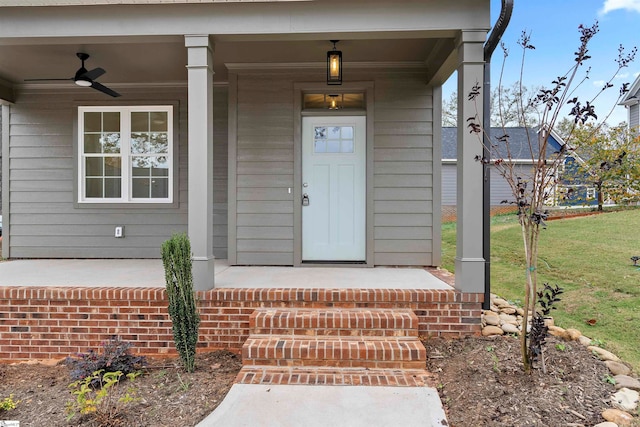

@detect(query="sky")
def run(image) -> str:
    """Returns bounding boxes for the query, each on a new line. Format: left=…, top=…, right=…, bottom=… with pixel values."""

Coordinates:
left=443, top=0, right=640, bottom=125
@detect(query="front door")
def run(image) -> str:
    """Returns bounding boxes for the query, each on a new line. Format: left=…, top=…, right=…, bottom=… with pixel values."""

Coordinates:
left=302, top=116, right=366, bottom=261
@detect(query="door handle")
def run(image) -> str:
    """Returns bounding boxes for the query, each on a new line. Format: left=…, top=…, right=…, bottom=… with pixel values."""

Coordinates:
left=302, top=193, right=310, bottom=206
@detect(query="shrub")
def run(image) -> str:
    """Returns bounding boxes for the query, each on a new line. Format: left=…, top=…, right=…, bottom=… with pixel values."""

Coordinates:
left=0, top=394, right=19, bottom=412
left=65, top=337, right=147, bottom=387
left=162, top=233, right=200, bottom=373
left=66, top=370, right=141, bottom=426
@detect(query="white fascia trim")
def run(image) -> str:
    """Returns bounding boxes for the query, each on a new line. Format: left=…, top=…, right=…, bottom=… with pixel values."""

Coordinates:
left=441, top=159, right=535, bottom=165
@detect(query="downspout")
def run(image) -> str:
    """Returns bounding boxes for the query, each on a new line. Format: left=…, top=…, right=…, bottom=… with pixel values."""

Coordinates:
left=482, top=0, right=513, bottom=310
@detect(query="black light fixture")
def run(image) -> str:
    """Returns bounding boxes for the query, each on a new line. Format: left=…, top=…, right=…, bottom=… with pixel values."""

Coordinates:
left=327, top=40, right=342, bottom=85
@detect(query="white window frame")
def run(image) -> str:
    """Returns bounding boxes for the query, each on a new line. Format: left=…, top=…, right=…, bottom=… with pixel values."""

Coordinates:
left=586, top=187, right=596, bottom=199
left=78, top=105, right=174, bottom=204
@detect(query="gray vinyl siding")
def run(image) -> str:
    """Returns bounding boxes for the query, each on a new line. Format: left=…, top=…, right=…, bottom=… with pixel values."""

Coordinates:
left=373, top=74, right=433, bottom=266
left=630, top=104, right=639, bottom=130
left=441, top=162, right=533, bottom=206
left=7, top=86, right=228, bottom=259
left=234, top=75, right=294, bottom=265
left=232, top=69, right=434, bottom=266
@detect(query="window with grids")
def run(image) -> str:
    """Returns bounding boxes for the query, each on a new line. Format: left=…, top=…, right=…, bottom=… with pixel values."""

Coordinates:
left=78, top=106, right=173, bottom=203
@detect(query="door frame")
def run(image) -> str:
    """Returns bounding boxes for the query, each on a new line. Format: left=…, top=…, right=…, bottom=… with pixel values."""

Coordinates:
left=293, top=82, right=375, bottom=267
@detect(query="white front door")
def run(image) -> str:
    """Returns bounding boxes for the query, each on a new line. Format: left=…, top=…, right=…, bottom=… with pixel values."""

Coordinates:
left=302, top=116, right=366, bottom=261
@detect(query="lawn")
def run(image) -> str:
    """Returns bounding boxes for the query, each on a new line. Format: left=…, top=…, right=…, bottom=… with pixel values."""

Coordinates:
left=441, top=209, right=640, bottom=372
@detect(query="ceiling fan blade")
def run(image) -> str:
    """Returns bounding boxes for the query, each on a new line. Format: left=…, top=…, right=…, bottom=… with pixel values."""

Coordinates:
left=82, top=67, right=106, bottom=81
left=24, top=78, right=73, bottom=82
left=90, top=81, right=121, bottom=98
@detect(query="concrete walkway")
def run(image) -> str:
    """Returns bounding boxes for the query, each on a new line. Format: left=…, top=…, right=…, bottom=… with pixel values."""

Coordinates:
left=196, top=384, right=448, bottom=427
left=0, top=259, right=452, bottom=290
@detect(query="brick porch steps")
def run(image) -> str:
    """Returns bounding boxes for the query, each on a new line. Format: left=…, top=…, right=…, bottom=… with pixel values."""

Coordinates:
left=236, top=366, right=434, bottom=387
left=237, top=308, right=430, bottom=386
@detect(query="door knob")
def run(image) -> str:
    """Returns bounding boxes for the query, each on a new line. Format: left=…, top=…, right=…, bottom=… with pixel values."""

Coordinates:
left=302, top=193, right=310, bottom=206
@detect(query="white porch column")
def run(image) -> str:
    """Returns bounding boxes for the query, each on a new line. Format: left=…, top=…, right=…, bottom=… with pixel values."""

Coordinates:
left=455, top=30, right=486, bottom=293
left=185, top=35, right=215, bottom=290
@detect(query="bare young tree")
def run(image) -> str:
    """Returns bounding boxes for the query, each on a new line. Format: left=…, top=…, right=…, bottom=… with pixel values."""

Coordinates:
left=468, top=23, right=636, bottom=373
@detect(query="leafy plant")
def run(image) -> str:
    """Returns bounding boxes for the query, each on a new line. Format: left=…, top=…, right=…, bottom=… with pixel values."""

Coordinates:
left=468, top=22, right=636, bottom=374
left=528, top=283, right=564, bottom=372
left=66, top=370, right=141, bottom=426
left=0, top=394, right=19, bottom=412
left=65, top=337, right=147, bottom=387
left=162, top=233, right=200, bottom=373
left=604, top=374, right=616, bottom=385
left=555, top=343, right=566, bottom=352
left=590, top=338, right=607, bottom=348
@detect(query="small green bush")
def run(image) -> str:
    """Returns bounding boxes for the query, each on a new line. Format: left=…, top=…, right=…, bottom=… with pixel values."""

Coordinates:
left=0, top=394, right=19, bottom=412
left=66, top=370, right=140, bottom=426
left=162, top=233, right=200, bottom=373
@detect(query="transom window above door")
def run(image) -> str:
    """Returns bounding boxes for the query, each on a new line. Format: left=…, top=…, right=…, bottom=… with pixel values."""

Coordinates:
left=303, top=93, right=365, bottom=110
left=78, top=106, right=173, bottom=203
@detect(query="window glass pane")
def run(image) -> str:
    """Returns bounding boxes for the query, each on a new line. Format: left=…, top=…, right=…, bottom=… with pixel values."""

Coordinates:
left=132, top=178, right=150, bottom=198
left=151, top=178, right=169, bottom=198
left=131, top=112, right=149, bottom=132
left=131, top=133, right=150, bottom=154
left=152, top=157, right=170, bottom=177
left=341, top=140, right=354, bottom=153
left=102, top=112, right=120, bottom=132
left=85, top=178, right=103, bottom=198
left=102, top=133, right=121, bottom=153
left=84, top=112, right=102, bottom=132
left=104, top=178, right=121, bottom=198
left=314, top=127, right=327, bottom=139
left=84, top=134, right=101, bottom=153
left=328, top=126, right=341, bottom=139
left=150, top=112, right=168, bottom=132
left=104, top=157, right=121, bottom=177
left=132, top=156, right=151, bottom=176
left=342, top=126, right=354, bottom=139
left=86, top=158, right=103, bottom=176
left=149, top=133, right=168, bottom=153
left=327, top=140, right=340, bottom=153
left=314, top=140, right=326, bottom=153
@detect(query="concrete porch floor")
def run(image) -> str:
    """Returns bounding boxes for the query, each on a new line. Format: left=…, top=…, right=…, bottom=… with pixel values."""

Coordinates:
left=0, top=259, right=453, bottom=289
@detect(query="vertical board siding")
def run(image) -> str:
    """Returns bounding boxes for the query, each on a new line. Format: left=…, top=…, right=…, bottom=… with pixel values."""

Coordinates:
left=7, top=86, right=229, bottom=259
left=373, top=72, right=434, bottom=266
left=235, top=75, right=294, bottom=265
left=213, top=87, right=229, bottom=259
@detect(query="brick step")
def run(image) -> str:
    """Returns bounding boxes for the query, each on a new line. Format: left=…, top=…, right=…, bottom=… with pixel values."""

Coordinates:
left=242, top=335, right=426, bottom=369
left=250, top=308, right=418, bottom=337
left=236, top=366, right=435, bottom=387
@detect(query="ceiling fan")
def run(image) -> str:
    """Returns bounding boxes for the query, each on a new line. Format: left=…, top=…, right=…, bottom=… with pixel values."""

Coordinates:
left=25, top=52, right=121, bottom=97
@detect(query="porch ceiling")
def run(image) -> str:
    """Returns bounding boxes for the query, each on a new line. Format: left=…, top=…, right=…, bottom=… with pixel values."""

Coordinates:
left=0, top=37, right=453, bottom=89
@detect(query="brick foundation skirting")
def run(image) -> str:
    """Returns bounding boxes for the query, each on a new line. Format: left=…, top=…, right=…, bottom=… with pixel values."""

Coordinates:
left=0, top=287, right=483, bottom=361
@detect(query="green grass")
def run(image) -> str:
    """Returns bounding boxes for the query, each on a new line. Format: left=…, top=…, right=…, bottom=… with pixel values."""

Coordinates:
left=442, top=209, right=640, bottom=372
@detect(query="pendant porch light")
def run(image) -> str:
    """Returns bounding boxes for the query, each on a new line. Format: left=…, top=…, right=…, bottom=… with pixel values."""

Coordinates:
left=327, top=40, right=342, bottom=85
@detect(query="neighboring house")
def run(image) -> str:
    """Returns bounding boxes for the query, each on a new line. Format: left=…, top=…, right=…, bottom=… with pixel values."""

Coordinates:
left=441, top=126, right=596, bottom=210
left=0, top=0, right=492, bottom=293
left=620, top=73, right=640, bottom=132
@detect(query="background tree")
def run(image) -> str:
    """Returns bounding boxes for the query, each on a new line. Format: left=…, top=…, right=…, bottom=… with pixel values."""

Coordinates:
left=469, top=23, right=636, bottom=373
left=443, top=82, right=542, bottom=127
left=562, top=123, right=640, bottom=210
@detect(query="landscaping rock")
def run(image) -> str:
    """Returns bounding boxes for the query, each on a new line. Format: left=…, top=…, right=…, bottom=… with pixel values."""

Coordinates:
left=482, top=326, right=504, bottom=336
left=611, top=388, right=639, bottom=412
left=493, top=297, right=510, bottom=308
left=613, top=375, right=640, bottom=391
left=605, top=361, right=632, bottom=377
left=543, top=317, right=555, bottom=327
left=588, top=346, right=621, bottom=362
left=501, top=323, right=519, bottom=334
left=498, top=313, right=518, bottom=324
left=548, top=325, right=570, bottom=340
left=500, top=307, right=517, bottom=315
left=601, top=408, right=635, bottom=426
left=578, top=335, right=592, bottom=347
left=484, top=313, right=500, bottom=326
left=515, top=307, right=524, bottom=316
left=593, top=422, right=619, bottom=427
left=565, top=328, right=582, bottom=341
